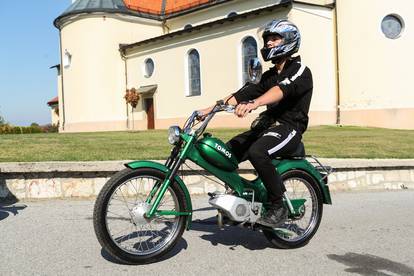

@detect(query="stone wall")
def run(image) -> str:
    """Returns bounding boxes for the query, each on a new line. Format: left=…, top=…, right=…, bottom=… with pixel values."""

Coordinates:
left=1, top=159, right=414, bottom=200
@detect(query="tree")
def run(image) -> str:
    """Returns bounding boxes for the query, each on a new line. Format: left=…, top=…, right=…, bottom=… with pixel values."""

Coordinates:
left=0, top=114, right=6, bottom=126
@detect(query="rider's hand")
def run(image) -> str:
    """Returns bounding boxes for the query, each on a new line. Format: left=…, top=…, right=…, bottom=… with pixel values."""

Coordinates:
left=196, top=107, right=213, bottom=121
left=235, top=100, right=259, bottom=118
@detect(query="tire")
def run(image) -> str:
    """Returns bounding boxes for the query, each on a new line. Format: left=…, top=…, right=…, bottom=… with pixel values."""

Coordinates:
left=263, top=170, right=323, bottom=249
left=93, top=168, right=188, bottom=264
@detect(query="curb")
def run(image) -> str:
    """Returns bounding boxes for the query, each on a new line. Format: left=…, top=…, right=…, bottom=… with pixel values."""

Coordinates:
left=1, top=159, right=414, bottom=200
left=1, top=159, right=414, bottom=172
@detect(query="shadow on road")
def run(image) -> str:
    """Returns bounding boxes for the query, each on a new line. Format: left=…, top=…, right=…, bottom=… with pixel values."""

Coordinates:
left=191, top=216, right=270, bottom=250
left=0, top=187, right=27, bottom=221
left=100, top=238, right=189, bottom=265
left=192, top=206, right=216, bottom=212
left=327, top=252, right=414, bottom=275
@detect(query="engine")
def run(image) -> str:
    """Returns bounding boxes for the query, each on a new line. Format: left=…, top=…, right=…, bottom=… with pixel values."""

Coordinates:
left=209, top=194, right=257, bottom=222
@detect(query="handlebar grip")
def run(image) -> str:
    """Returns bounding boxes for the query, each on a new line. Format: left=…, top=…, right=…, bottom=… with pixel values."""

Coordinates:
left=195, top=111, right=203, bottom=120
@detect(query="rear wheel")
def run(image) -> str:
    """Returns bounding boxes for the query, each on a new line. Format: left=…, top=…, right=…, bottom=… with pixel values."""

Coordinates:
left=93, top=168, right=188, bottom=264
left=263, top=170, right=323, bottom=249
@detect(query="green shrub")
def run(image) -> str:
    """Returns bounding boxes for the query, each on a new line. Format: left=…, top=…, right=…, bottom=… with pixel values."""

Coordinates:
left=0, top=124, right=12, bottom=134
left=0, top=125, right=44, bottom=134
left=12, top=126, right=23, bottom=134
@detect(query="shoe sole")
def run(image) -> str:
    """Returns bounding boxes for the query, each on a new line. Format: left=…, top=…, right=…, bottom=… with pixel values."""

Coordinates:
left=256, top=218, right=286, bottom=228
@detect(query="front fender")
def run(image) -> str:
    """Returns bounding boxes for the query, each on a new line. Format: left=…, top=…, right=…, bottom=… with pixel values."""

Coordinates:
left=125, top=160, right=193, bottom=230
left=273, top=159, right=332, bottom=204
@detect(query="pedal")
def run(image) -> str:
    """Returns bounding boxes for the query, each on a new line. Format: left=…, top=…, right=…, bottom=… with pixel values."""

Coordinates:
left=208, top=191, right=224, bottom=199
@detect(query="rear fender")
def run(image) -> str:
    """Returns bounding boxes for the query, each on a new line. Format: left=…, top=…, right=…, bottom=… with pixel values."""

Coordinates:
left=273, top=159, right=332, bottom=204
left=125, top=160, right=193, bottom=229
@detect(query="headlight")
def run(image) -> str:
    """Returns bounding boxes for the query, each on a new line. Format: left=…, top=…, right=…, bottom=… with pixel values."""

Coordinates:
left=168, top=126, right=181, bottom=145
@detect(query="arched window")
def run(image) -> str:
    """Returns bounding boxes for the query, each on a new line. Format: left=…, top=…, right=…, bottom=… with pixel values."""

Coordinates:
left=63, top=49, right=72, bottom=69
left=144, top=58, right=154, bottom=78
left=187, top=49, right=201, bottom=96
left=241, top=36, right=258, bottom=84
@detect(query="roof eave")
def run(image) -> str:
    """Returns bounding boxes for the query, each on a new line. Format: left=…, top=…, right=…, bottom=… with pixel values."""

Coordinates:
left=293, top=0, right=335, bottom=8
left=163, top=0, right=234, bottom=19
left=54, top=0, right=236, bottom=29
left=53, top=8, right=163, bottom=29
left=120, top=0, right=292, bottom=53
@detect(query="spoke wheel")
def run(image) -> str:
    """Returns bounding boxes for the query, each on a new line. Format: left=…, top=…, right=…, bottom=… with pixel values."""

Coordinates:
left=93, top=168, right=188, bottom=264
left=263, top=170, right=323, bottom=249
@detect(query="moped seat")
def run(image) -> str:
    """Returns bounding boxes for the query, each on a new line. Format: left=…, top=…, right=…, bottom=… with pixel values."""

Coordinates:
left=273, top=142, right=306, bottom=159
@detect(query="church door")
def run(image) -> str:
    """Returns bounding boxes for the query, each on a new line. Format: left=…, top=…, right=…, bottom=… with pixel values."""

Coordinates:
left=145, top=98, right=154, bottom=129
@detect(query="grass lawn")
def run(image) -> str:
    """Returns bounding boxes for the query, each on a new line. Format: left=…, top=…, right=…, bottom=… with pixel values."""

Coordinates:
left=0, top=125, right=413, bottom=162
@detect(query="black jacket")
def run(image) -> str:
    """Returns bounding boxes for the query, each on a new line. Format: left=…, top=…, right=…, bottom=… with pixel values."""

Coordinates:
left=232, top=56, right=313, bottom=134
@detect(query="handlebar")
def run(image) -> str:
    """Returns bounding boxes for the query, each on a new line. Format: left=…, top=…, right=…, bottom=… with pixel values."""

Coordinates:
left=184, top=101, right=236, bottom=136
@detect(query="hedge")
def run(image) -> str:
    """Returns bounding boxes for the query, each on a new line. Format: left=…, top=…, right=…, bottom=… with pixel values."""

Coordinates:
left=0, top=124, right=58, bottom=134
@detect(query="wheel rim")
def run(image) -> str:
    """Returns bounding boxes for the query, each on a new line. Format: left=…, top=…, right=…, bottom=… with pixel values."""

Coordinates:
left=105, top=175, right=181, bottom=256
left=275, top=177, right=319, bottom=242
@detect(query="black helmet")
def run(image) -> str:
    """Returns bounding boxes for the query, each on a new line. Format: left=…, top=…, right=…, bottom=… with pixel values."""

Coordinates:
left=258, top=19, right=301, bottom=62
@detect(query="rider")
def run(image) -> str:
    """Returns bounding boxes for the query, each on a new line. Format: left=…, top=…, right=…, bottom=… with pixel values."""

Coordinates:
left=198, top=19, right=313, bottom=228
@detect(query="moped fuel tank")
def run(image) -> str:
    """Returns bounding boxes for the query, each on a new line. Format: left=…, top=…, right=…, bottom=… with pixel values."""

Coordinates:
left=196, top=134, right=238, bottom=171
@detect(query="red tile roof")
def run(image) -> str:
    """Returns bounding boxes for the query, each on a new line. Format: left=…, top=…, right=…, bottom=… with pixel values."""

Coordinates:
left=124, top=0, right=214, bottom=15
left=47, top=96, right=58, bottom=106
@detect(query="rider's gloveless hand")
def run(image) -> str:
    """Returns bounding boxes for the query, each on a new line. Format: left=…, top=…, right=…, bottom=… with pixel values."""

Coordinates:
left=235, top=101, right=258, bottom=117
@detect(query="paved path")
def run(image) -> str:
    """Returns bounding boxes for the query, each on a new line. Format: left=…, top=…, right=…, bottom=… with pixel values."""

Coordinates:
left=1, top=191, right=414, bottom=275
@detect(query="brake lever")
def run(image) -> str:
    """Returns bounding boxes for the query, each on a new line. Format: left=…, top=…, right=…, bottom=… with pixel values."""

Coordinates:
left=195, top=111, right=205, bottom=121
left=223, top=105, right=235, bottom=113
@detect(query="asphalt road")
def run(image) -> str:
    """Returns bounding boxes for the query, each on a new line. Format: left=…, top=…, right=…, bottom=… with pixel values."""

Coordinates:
left=1, top=190, right=414, bottom=276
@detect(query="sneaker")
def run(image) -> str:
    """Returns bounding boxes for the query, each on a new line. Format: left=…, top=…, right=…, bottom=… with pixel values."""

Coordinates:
left=256, top=203, right=288, bottom=228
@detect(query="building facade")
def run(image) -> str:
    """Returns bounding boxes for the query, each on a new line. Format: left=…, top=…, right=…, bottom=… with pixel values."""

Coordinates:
left=52, top=0, right=414, bottom=132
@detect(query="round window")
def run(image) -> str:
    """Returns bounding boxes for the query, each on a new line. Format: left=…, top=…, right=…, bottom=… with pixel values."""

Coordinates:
left=144, top=58, right=154, bottom=78
left=381, top=14, right=404, bottom=39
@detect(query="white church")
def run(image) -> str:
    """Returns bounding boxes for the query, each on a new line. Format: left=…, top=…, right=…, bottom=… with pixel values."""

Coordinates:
left=49, top=0, right=414, bottom=132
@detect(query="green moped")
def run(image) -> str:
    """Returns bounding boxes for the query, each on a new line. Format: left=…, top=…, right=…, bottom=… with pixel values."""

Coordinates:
left=93, top=60, right=332, bottom=264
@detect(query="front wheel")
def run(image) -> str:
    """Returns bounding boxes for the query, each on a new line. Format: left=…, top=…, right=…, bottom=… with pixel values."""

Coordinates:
left=263, top=170, right=323, bottom=249
left=93, top=168, right=188, bottom=264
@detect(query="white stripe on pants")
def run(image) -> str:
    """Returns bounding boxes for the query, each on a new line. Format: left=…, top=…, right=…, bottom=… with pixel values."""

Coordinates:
left=267, top=130, right=297, bottom=155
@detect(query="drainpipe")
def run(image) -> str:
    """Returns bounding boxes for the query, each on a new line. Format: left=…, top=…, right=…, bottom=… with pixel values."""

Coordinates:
left=161, top=0, right=170, bottom=34
left=162, top=19, right=171, bottom=34
left=333, top=2, right=341, bottom=125
left=58, top=30, right=66, bottom=131
left=120, top=47, right=129, bottom=129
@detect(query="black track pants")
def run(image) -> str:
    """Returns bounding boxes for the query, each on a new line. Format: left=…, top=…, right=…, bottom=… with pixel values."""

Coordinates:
left=226, top=124, right=302, bottom=203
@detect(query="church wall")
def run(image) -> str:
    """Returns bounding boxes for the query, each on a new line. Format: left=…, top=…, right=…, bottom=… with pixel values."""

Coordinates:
left=290, top=3, right=337, bottom=125
left=125, top=5, right=337, bottom=129
left=336, top=0, right=414, bottom=129
left=59, top=15, right=163, bottom=132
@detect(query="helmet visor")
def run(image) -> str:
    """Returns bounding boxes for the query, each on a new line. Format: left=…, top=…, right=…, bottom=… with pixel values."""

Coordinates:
left=257, top=21, right=284, bottom=50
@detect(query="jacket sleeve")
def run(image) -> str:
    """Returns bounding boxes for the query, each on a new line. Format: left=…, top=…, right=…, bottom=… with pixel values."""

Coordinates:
left=278, top=66, right=313, bottom=99
left=232, top=83, right=266, bottom=103
left=231, top=68, right=275, bottom=103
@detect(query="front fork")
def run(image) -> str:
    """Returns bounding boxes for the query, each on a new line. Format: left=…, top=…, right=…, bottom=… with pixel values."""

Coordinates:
left=145, top=137, right=194, bottom=218
left=144, top=143, right=181, bottom=204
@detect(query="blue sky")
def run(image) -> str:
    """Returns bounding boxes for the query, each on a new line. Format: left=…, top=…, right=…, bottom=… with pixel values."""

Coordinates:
left=0, top=0, right=71, bottom=126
